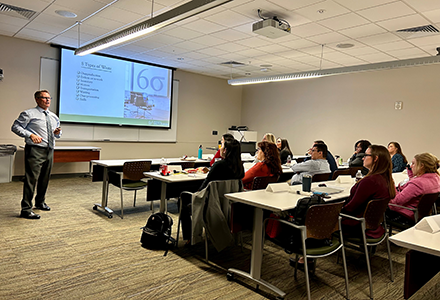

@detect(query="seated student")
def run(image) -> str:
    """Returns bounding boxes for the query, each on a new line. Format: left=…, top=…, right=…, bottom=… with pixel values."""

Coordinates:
left=290, top=143, right=330, bottom=185
left=342, top=145, right=396, bottom=238
left=348, top=140, right=371, bottom=167
left=304, top=140, right=337, bottom=178
left=387, top=153, right=440, bottom=223
left=210, top=133, right=234, bottom=166
left=276, top=138, right=293, bottom=165
left=242, top=141, right=282, bottom=189
left=180, top=139, right=245, bottom=243
left=387, top=141, right=408, bottom=173
left=262, top=132, right=276, bottom=144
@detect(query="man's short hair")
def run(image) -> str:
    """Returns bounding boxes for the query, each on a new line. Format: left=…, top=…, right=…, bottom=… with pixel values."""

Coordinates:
left=313, top=143, right=328, bottom=158
left=34, top=90, right=50, bottom=99
left=313, top=140, right=325, bottom=145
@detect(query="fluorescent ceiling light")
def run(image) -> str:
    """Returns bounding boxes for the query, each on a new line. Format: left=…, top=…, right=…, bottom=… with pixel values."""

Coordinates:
left=75, top=0, right=231, bottom=56
left=228, top=55, right=440, bottom=86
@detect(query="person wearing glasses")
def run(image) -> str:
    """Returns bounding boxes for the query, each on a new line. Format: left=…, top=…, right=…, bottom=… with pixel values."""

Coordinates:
left=11, top=90, right=61, bottom=219
left=290, top=143, right=330, bottom=185
left=342, top=145, right=396, bottom=238
left=304, top=140, right=338, bottom=179
left=348, top=140, right=371, bottom=167
left=386, top=153, right=440, bottom=224
left=242, top=141, right=282, bottom=189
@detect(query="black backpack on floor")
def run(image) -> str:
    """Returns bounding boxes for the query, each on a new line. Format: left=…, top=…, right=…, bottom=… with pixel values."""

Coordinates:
left=140, top=212, right=175, bottom=256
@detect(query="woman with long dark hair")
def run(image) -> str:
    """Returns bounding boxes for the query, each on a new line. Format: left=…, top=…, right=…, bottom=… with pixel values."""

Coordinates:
left=387, top=141, right=407, bottom=173
left=210, top=133, right=234, bottom=166
left=276, top=138, right=293, bottom=164
left=242, top=141, right=282, bottom=189
left=342, top=145, right=396, bottom=238
left=349, top=140, right=371, bottom=167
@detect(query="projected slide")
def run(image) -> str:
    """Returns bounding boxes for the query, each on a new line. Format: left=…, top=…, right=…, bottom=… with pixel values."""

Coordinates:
left=59, top=48, right=173, bottom=128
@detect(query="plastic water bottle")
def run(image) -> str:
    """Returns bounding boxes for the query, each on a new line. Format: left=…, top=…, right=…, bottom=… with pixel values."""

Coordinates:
left=160, top=157, right=167, bottom=175
left=286, top=155, right=292, bottom=165
left=355, top=170, right=363, bottom=182
left=335, top=155, right=340, bottom=166
left=198, top=145, right=203, bottom=159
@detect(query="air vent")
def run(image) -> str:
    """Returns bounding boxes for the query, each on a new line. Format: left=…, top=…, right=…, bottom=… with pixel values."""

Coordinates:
left=220, top=61, right=246, bottom=67
left=0, top=2, right=37, bottom=20
left=395, top=24, right=440, bottom=39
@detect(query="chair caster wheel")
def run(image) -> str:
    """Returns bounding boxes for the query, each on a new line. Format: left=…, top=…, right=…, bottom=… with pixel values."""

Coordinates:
left=226, top=272, right=234, bottom=281
left=93, top=205, right=98, bottom=211
left=108, top=214, right=113, bottom=218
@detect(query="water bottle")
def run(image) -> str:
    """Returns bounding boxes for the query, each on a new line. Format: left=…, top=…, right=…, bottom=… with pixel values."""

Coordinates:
left=355, top=170, right=363, bottom=182
left=160, top=157, right=167, bottom=175
left=286, top=155, right=292, bottom=165
left=198, top=145, right=203, bottom=159
left=335, top=155, right=340, bottom=166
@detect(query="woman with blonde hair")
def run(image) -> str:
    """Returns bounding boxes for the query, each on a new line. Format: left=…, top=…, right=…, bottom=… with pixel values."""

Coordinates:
left=342, top=145, right=396, bottom=238
left=388, top=141, right=407, bottom=173
left=387, top=153, right=440, bottom=222
left=262, top=133, right=276, bottom=144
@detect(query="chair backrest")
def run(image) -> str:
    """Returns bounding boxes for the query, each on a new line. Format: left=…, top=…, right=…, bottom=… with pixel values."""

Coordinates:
left=349, top=166, right=363, bottom=177
left=416, top=192, right=440, bottom=221
left=312, top=173, right=331, bottom=183
left=123, top=161, right=151, bottom=181
left=251, top=175, right=279, bottom=190
left=363, top=198, right=390, bottom=230
left=169, top=161, right=195, bottom=169
left=305, top=201, right=345, bottom=239
left=332, top=169, right=352, bottom=180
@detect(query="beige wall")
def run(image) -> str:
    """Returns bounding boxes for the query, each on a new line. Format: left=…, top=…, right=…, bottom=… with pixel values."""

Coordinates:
left=241, top=64, right=440, bottom=162
left=0, top=35, right=242, bottom=176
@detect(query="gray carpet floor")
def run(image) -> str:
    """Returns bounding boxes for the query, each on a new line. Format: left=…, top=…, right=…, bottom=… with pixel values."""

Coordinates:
left=0, top=175, right=421, bottom=299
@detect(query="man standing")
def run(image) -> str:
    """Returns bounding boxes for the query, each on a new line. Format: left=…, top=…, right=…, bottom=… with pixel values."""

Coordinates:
left=11, top=90, right=61, bottom=219
left=291, top=143, right=330, bottom=184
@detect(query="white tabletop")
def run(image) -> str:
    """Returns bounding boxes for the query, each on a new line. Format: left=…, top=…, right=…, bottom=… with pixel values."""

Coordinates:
left=392, top=171, right=409, bottom=185
left=390, top=227, right=440, bottom=257
left=143, top=171, right=207, bottom=183
left=226, top=179, right=353, bottom=212
left=92, top=157, right=209, bottom=167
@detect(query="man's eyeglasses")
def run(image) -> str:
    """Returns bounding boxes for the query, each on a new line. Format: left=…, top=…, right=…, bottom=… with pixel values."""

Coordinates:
left=38, top=97, right=52, bottom=100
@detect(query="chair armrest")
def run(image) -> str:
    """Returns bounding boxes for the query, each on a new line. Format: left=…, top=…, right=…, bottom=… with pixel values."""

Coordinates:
left=340, top=213, right=363, bottom=222
left=263, top=217, right=305, bottom=231
left=388, top=203, right=416, bottom=212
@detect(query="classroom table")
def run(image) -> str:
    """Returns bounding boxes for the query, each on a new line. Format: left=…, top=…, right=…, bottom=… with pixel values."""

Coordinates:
left=224, top=178, right=354, bottom=298
left=389, top=219, right=440, bottom=299
left=91, top=158, right=210, bottom=218
left=143, top=171, right=207, bottom=213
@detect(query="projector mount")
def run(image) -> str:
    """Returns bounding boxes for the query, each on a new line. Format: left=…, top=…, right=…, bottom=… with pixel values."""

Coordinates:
left=257, top=9, right=291, bottom=32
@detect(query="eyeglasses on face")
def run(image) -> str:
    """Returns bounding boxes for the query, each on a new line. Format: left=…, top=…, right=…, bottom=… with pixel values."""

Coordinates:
left=38, top=97, right=52, bottom=100
left=363, top=154, right=373, bottom=158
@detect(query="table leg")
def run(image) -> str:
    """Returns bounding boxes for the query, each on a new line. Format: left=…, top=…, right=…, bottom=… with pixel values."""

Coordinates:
left=93, top=166, right=113, bottom=218
left=159, top=181, right=167, bottom=213
left=227, top=207, right=286, bottom=298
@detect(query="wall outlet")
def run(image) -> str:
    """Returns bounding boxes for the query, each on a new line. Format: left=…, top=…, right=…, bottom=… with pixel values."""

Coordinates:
left=212, top=130, right=218, bottom=135
left=395, top=101, right=403, bottom=110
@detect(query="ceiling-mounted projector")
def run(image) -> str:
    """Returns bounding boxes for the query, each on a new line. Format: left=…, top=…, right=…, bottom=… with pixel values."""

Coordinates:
left=252, top=19, right=291, bottom=39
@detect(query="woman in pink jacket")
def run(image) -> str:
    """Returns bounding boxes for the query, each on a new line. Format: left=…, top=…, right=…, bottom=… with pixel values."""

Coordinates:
left=387, top=152, right=440, bottom=222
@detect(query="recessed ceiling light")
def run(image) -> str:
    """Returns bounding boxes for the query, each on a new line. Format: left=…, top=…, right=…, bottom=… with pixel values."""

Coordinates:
left=260, top=68, right=270, bottom=72
left=260, top=64, right=272, bottom=68
left=55, top=10, right=77, bottom=18
left=317, top=9, right=326, bottom=14
left=336, top=43, right=355, bottom=49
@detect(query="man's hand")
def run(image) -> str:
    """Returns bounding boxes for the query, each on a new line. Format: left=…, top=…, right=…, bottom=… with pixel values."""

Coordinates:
left=30, top=134, right=43, bottom=144
left=53, top=127, right=61, bottom=135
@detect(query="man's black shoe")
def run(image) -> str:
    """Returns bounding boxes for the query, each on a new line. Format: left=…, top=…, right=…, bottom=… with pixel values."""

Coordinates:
left=20, top=211, right=41, bottom=219
left=35, top=203, right=51, bottom=211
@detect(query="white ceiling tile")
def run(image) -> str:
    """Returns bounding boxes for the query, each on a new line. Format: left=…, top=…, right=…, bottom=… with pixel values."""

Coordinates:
left=420, top=9, right=440, bottom=24
left=323, top=52, right=366, bottom=65
left=214, top=42, right=250, bottom=52
left=3, top=0, right=54, bottom=11
left=255, top=44, right=292, bottom=53
left=295, top=0, right=351, bottom=22
left=318, top=13, right=370, bottom=31
left=96, top=7, right=145, bottom=25
left=337, top=46, right=381, bottom=56
left=179, top=51, right=210, bottom=61
left=235, top=36, right=273, bottom=48
left=291, top=22, right=332, bottom=38
left=404, top=0, right=440, bottom=12
left=83, top=15, right=126, bottom=31
left=267, top=0, right=325, bottom=11
left=112, top=0, right=166, bottom=16
left=307, top=31, right=349, bottom=44
left=204, top=10, right=254, bottom=27
left=276, top=50, right=311, bottom=59
left=230, top=0, right=287, bottom=20
left=172, top=40, right=208, bottom=51
left=0, top=14, right=30, bottom=27
left=190, top=35, right=228, bottom=47
left=181, top=19, right=227, bottom=34
left=376, top=14, right=429, bottom=32
left=357, top=52, right=396, bottom=63
left=162, top=26, right=204, bottom=39
left=357, top=2, right=416, bottom=22
left=282, top=39, right=319, bottom=50
left=15, top=28, right=54, bottom=42
left=235, top=48, right=269, bottom=57
left=196, top=47, right=228, bottom=56
left=159, top=45, right=190, bottom=55
left=387, top=47, right=429, bottom=59
left=357, top=32, right=402, bottom=46
left=333, top=0, right=396, bottom=12
left=373, top=40, right=415, bottom=51
left=210, top=28, right=252, bottom=41
left=408, top=35, right=440, bottom=47
left=300, top=44, right=336, bottom=55
left=339, top=23, right=387, bottom=39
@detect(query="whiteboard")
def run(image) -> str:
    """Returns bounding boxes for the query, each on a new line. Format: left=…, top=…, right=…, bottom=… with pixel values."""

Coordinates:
left=40, top=57, right=178, bottom=142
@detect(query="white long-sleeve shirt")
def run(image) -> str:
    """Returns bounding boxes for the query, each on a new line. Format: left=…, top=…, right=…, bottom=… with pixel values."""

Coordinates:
left=290, top=159, right=330, bottom=184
